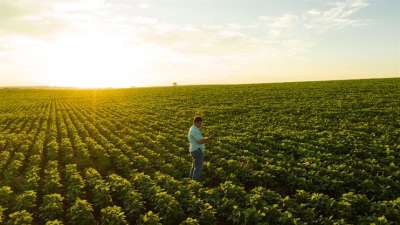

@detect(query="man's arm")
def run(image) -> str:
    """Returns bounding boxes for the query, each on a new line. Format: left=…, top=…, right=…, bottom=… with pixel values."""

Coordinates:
left=196, top=137, right=210, bottom=144
left=195, top=134, right=213, bottom=144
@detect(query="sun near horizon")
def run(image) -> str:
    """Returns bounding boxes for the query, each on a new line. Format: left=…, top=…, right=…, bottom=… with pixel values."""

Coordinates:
left=46, top=34, right=144, bottom=88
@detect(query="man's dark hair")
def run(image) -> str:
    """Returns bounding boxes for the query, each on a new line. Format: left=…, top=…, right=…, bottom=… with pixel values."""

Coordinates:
left=193, top=116, right=203, bottom=124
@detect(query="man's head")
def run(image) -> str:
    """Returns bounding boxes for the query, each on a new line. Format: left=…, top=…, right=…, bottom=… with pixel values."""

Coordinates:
left=193, top=116, right=203, bottom=128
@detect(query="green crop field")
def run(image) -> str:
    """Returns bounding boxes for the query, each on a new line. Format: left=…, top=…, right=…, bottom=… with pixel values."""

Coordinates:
left=0, top=78, right=399, bottom=225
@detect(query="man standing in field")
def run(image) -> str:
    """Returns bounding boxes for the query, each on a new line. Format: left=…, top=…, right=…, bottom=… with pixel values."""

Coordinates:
left=188, top=116, right=212, bottom=180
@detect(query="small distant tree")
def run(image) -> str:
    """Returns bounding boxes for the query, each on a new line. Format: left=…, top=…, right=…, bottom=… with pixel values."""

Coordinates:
left=172, top=82, right=178, bottom=86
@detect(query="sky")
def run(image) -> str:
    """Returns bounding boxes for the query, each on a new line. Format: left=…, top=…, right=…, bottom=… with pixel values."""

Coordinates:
left=0, top=0, right=399, bottom=87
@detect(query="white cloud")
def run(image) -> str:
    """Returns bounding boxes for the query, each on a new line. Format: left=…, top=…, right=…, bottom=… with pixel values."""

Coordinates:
left=133, top=16, right=159, bottom=25
left=137, top=3, right=150, bottom=9
left=307, top=9, right=321, bottom=15
left=304, top=0, right=370, bottom=31
left=0, top=0, right=66, bottom=37
left=259, top=14, right=300, bottom=38
left=258, top=0, right=369, bottom=35
left=259, top=14, right=299, bottom=29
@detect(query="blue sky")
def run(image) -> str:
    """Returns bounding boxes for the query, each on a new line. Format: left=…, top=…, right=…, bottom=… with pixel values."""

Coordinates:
left=0, top=0, right=399, bottom=87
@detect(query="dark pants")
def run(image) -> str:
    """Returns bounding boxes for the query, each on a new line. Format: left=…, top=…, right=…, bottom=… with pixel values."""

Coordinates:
left=190, top=148, right=204, bottom=180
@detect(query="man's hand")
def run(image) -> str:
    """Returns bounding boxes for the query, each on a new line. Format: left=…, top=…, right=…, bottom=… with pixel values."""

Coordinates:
left=196, top=132, right=216, bottom=144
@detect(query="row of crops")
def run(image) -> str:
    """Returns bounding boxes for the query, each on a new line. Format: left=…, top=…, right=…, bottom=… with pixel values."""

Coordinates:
left=0, top=78, right=399, bottom=224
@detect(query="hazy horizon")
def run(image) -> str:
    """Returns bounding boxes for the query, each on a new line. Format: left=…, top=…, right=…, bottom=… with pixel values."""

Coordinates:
left=1, top=76, right=399, bottom=90
left=0, top=0, right=399, bottom=88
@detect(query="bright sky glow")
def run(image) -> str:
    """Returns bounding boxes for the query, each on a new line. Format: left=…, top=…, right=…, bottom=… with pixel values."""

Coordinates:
left=0, top=0, right=399, bottom=87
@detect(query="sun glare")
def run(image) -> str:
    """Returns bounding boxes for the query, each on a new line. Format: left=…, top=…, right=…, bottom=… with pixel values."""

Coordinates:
left=47, top=34, right=144, bottom=88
